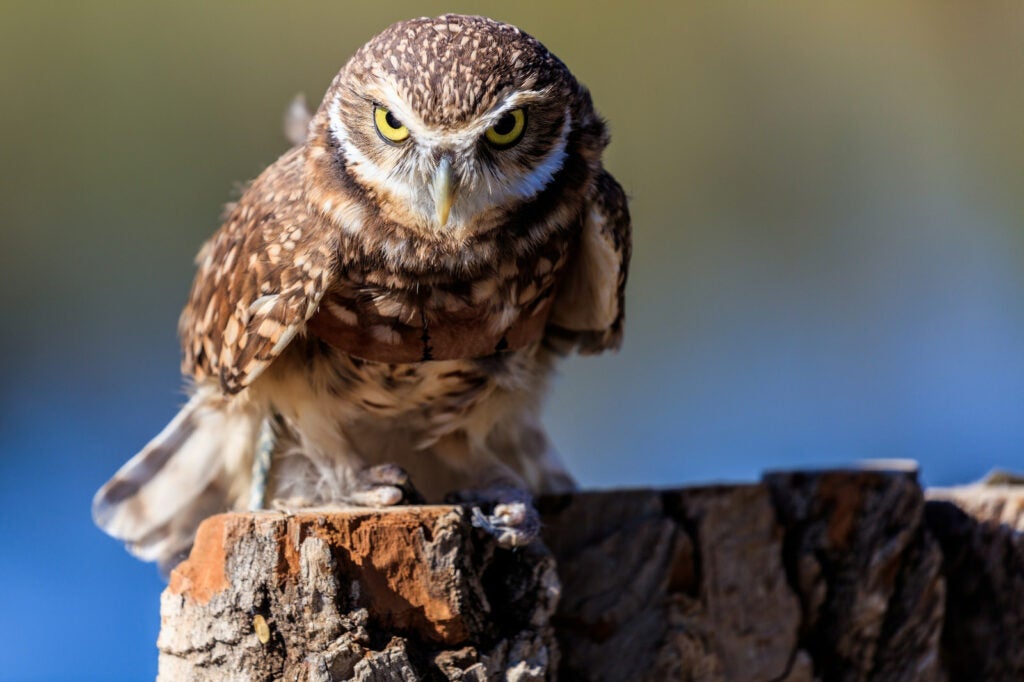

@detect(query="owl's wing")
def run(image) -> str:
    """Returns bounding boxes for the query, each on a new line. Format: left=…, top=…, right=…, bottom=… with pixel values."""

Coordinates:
left=548, top=169, right=632, bottom=353
left=180, top=147, right=337, bottom=394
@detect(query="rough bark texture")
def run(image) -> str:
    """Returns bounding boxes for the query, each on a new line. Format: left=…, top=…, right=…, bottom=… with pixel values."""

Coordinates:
left=157, top=470, right=1024, bottom=681
left=926, top=475, right=1024, bottom=681
left=158, top=506, right=558, bottom=681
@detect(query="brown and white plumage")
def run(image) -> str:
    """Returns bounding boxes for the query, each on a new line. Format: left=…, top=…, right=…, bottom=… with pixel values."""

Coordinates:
left=93, top=14, right=631, bottom=571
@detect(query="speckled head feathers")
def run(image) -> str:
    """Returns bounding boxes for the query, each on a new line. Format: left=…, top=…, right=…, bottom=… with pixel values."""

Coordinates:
left=304, top=15, right=604, bottom=244
left=338, top=15, right=571, bottom=127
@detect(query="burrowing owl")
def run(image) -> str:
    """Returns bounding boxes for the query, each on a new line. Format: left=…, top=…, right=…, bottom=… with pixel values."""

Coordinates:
left=93, top=14, right=630, bottom=571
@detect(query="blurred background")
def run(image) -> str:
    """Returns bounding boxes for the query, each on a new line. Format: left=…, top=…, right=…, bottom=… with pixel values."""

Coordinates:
left=2, top=1, right=1022, bottom=679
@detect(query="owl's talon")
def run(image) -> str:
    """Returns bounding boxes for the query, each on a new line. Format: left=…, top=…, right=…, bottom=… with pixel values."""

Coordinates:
left=350, top=463, right=425, bottom=506
left=270, top=496, right=315, bottom=513
left=470, top=502, right=539, bottom=548
left=358, top=463, right=409, bottom=488
left=348, top=485, right=404, bottom=507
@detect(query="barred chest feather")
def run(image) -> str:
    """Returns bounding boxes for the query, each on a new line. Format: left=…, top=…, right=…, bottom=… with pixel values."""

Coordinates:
left=253, top=195, right=582, bottom=495
left=256, top=334, right=557, bottom=502
left=306, top=221, right=578, bottom=366
left=270, top=337, right=550, bottom=426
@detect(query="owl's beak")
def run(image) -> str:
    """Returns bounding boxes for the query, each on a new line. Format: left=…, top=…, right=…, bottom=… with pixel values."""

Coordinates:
left=433, top=156, right=456, bottom=227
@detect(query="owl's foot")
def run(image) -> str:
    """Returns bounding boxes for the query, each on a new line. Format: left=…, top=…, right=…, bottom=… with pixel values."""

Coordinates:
left=269, top=464, right=424, bottom=511
left=348, top=463, right=426, bottom=506
left=449, top=486, right=540, bottom=548
left=270, top=496, right=316, bottom=513
left=470, top=502, right=540, bottom=548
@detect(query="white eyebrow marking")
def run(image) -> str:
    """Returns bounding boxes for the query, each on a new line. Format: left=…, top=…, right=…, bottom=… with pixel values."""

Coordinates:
left=326, top=92, right=572, bottom=240
left=506, top=106, right=571, bottom=200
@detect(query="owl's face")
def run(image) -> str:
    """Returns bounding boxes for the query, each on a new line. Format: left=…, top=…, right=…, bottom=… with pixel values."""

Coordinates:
left=308, top=15, right=587, bottom=244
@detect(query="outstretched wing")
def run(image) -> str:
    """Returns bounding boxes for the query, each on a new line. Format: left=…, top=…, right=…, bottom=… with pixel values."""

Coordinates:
left=180, top=147, right=337, bottom=394
left=548, top=169, right=632, bottom=353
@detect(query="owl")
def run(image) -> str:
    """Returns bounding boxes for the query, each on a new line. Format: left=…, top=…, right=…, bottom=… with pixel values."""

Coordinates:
left=93, top=14, right=630, bottom=572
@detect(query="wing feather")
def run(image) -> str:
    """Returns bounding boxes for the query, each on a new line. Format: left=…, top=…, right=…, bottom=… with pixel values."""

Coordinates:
left=548, top=169, right=631, bottom=353
left=179, top=147, right=337, bottom=393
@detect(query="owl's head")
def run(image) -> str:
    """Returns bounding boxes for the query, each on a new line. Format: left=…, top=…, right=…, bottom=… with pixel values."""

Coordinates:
left=304, top=15, right=605, bottom=250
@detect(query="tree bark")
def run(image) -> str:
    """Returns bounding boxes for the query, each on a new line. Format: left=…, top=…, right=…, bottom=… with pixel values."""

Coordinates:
left=926, top=474, right=1024, bottom=680
left=156, top=469, right=1024, bottom=681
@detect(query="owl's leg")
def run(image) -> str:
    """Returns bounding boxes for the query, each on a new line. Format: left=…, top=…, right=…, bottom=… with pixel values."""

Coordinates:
left=248, top=416, right=276, bottom=510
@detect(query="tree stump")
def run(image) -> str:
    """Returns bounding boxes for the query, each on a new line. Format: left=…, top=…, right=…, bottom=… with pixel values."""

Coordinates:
left=156, top=469, right=1024, bottom=680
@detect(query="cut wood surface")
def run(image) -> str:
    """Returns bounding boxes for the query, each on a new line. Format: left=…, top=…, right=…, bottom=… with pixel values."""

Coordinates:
left=157, top=470, right=1024, bottom=681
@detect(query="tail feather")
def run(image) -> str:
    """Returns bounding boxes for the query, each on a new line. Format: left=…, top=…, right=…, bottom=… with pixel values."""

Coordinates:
left=93, top=387, right=259, bottom=570
left=130, top=478, right=231, bottom=575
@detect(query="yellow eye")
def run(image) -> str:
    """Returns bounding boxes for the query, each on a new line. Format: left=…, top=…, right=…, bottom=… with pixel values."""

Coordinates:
left=484, top=108, right=526, bottom=148
left=374, top=106, right=409, bottom=143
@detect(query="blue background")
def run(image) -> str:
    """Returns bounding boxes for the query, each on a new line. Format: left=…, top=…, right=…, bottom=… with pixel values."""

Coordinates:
left=2, top=2, right=1023, bottom=679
